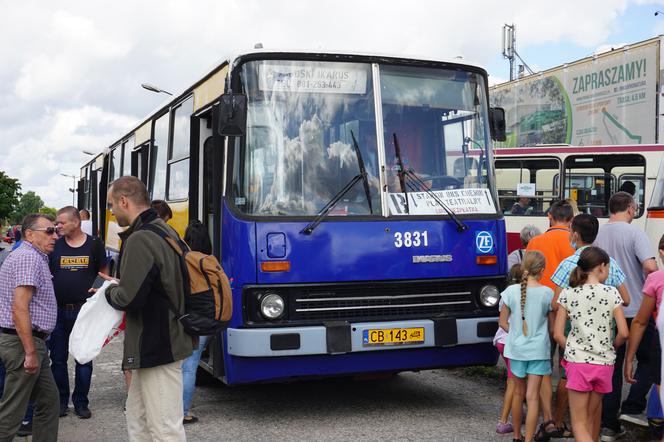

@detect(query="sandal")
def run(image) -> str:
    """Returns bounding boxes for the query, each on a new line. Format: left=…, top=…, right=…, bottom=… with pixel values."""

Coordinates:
left=183, top=415, right=199, bottom=425
left=556, top=422, right=573, bottom=438
left=534, top=420, right=556, bottom=441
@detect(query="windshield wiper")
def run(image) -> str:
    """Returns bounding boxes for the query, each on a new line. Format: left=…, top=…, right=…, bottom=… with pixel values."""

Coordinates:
left=350, top=131, right=373, bottom=214
left=464, top=136, right=486, bottom=185
left=392, top=133, right=410, bottom=214
left=393, top=133, right=468, bottom=233
left=300, top=134, right=373, bottom=235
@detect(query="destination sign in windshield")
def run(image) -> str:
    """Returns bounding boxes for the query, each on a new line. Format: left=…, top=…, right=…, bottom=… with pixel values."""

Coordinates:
left=258, top=63, right=367, bottom=94
left=388, top=188, right=496, bottom=216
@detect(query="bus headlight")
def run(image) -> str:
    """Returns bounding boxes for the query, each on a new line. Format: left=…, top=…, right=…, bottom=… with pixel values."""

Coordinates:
left=479, top=285, right=500, bottom=307
left=260, top=293, right=285, bottom=319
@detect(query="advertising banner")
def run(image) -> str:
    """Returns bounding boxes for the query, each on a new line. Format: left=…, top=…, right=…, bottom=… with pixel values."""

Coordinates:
left=490, top=39, right=659, bottom=146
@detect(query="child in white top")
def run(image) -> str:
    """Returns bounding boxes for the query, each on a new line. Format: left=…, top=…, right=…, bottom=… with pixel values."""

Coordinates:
left=554, top=246, right=629, bottom=442
left=499, top=251, right=554, bottom=442
left=494, top=264, right=523, bottom=434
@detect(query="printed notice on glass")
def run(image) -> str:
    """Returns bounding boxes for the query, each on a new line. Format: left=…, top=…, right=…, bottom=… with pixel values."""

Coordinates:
left=388, top=188, right=496, bottom=216
left=516, top=182, right=536, bottom=196
left=258, top=64, right=367, bottom=94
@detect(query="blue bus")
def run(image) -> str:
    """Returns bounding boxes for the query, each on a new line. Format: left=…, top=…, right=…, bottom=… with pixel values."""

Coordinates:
left=79, top=50, right=507, bottom=385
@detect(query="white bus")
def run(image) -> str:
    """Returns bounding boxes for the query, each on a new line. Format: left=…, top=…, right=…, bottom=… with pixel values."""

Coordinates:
left=494, top=144, right=664, bottom=252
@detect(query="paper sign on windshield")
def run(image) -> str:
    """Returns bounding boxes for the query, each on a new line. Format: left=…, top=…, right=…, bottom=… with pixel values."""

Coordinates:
left=258, top=64, right=367, bottom=94
left=388, top=188, right=496, bottom=216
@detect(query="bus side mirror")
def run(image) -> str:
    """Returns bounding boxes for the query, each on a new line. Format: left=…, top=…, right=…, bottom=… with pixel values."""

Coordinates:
left=489, top=107, right=506, bottom=142
left=218, top=93, right=247, bottom=136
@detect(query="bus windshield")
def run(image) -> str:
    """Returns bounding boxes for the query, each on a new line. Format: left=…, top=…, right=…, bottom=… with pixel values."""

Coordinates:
left=234, top=59, right=497, bottom=217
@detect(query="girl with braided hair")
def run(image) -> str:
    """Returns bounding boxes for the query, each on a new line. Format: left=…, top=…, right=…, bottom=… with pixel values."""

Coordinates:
left=499, top=251, right=554, bottom=442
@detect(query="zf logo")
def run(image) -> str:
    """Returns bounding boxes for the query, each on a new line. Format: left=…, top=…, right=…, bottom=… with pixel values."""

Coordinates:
left=475, top=231, right=494, bottom=254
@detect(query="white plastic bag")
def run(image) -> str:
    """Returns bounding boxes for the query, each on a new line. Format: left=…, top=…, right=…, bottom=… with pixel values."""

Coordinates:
left=69, top=280, right=123, bottom=364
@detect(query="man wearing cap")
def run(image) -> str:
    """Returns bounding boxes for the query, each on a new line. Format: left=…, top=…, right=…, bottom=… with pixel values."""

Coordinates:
left=0, top=213, right=60, bottom=441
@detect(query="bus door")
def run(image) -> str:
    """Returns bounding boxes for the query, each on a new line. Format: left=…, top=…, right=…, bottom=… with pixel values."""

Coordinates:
left=197, top=112, right=222, bottom=257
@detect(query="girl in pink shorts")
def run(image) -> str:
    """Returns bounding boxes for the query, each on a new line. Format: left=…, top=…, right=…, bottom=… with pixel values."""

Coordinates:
left=554, top=247, right=629, bottom=442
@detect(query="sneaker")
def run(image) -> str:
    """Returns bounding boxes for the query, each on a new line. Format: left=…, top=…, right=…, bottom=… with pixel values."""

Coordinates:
left=600, top=426, right=626, bottom=442
left=16, top=421, right=32, bottom=437
left=74, top=406, right=92, bottom=419
left=619, top=412, right=648, bottom=427
left=496, top=421, right=514, bottom=434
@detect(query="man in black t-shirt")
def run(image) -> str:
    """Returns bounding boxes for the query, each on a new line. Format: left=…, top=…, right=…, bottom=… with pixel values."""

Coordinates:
left=49, top=206, right=107, bottom=419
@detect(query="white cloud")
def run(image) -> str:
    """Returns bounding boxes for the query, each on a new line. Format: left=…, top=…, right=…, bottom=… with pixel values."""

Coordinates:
left=0, top=0, right=655, bottom=208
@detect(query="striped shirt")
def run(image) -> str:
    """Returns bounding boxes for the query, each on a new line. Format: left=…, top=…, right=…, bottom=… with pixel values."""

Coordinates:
left=0, top=242, right=57, bottom=332
left=550, top=245, right=626, bottom=290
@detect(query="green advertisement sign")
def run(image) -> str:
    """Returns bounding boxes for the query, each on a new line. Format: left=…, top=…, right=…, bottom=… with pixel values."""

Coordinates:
left=490, top=41, right=657, bottom=147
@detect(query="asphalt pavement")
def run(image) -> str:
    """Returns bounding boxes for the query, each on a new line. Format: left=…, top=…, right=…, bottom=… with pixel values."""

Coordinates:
left=0, top=240, right=655, bottom=441
left=12, top=332, right=656, bottom=441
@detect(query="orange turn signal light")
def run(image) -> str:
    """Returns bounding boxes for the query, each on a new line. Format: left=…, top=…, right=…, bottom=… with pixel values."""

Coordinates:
left=260, top=261, right=291, bottom=272
left=476, top=255, right=497, bottom=265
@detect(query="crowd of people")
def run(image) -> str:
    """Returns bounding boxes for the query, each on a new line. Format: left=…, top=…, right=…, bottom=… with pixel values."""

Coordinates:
left=3, top=177, right=664, bottom=442
left=0, top=176, right=212, bottom=441
left=495, top=192, right=664, bottom=442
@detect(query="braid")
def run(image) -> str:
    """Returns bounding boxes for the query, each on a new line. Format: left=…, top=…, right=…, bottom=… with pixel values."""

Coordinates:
left=520, top=270, right=529, bottom=336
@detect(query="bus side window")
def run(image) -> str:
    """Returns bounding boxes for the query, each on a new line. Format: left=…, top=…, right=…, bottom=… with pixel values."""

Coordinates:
left=495, top=157, right=560, bottom=216
left=563, top=154, right=645, bottom=218
left=167, top=96, right=193, bottom=201
left=149, top=112, right=170, bottom=200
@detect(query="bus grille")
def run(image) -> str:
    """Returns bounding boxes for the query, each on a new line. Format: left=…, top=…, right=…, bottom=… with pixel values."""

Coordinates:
left=292, top=292, right=472, bottom=321
left=288, top=281, right=475, bottom=322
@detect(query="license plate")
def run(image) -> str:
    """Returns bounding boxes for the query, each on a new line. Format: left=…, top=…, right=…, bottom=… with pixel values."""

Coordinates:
left=362, top=327, right=425, bottom=346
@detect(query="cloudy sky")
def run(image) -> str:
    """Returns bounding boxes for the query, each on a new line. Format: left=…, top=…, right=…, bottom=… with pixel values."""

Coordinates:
left=1, top=0, right=664, bottom=208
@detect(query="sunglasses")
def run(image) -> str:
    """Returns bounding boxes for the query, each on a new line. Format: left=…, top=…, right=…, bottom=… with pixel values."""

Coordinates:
left=31, top=227, right=59, bottom=235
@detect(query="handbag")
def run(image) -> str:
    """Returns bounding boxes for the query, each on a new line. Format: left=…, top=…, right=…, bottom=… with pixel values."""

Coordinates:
left=69, top=280, right=123, bottom=364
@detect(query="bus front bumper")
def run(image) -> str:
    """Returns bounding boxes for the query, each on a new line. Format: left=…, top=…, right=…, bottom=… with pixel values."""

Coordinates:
left=227, top=317, right=498, bottom=357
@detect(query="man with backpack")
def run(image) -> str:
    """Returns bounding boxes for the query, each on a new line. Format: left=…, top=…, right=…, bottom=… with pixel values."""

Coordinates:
left=100, top=176, right=194, bottom=441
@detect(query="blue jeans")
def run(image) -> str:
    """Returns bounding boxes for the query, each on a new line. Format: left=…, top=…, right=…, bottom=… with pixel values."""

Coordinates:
left=48, top=306, right=93, bottom=409
left=0, top=353, right=35, bottom=423
left=182, top=336, right=210, bottom=416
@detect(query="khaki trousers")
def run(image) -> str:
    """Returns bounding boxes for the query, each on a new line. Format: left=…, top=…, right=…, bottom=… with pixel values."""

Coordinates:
left=0, top=333, right=59, bottom=442
left=126, top=360, right=187, bottom=442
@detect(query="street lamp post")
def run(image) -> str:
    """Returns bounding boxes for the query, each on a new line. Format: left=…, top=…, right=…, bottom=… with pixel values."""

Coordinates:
left=60, top=173, right=77, bottom=206
left=141, top=83, right=173, bottom=96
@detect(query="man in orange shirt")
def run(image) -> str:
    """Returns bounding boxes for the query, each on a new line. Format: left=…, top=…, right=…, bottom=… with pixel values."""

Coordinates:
left=525, top=199, right=575, bottom=440
left=526, top=200, right=575, bottom=289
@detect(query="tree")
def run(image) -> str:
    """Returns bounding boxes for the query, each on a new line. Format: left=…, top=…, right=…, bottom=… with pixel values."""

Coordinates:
left=12, top=191, right=44, bottom=224
left=39, top=206, right=57, bottom=217
left=0, top=171, right=21, bottom=223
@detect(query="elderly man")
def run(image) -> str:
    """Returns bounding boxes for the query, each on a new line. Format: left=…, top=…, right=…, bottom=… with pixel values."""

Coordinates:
left=0, top=214, right=60, bottom=441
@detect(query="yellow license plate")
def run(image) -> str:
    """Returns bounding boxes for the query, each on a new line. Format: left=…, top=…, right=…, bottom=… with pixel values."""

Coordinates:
left=362, top=327, right=425, bottom=345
